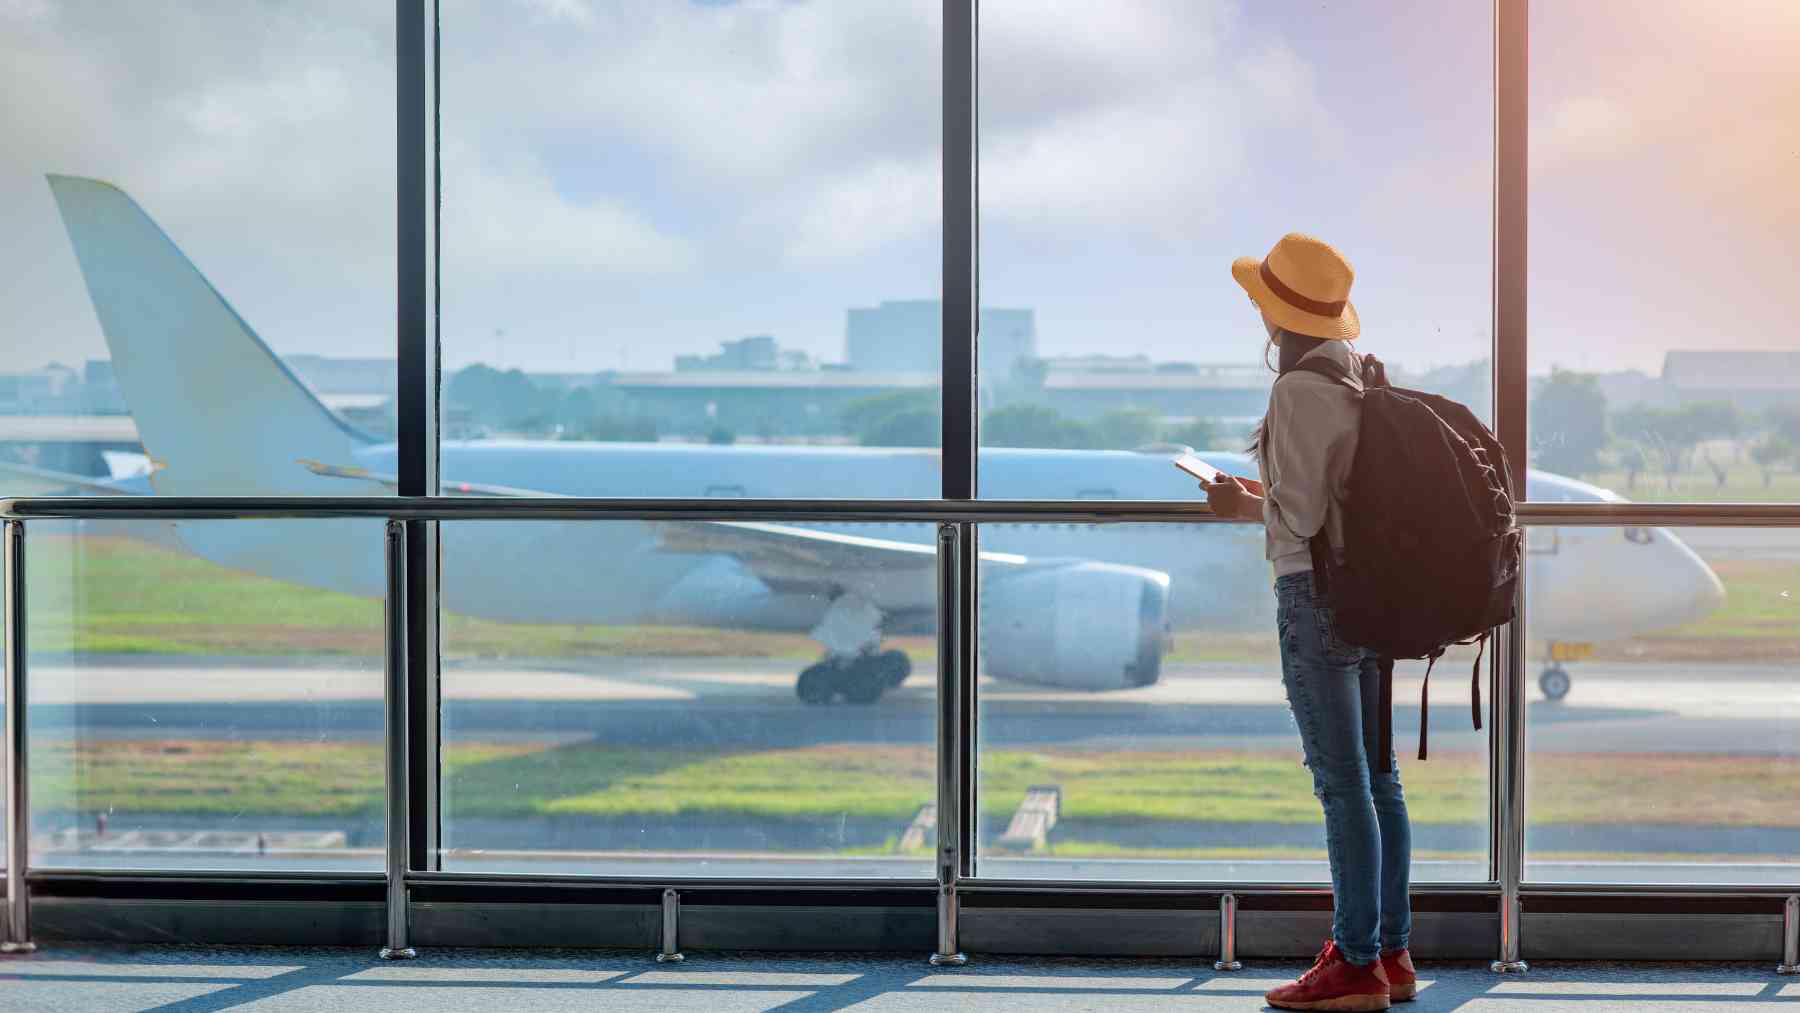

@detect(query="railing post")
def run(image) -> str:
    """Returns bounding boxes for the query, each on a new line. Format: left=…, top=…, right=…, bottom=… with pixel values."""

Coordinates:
left=1779, top=895, right=1799, bottom=975
left=1214, top=893, right=1241, bottom=971
left=930, top=522, right=967, bottom=967
left=2, top=520, right=33, bottom=954
left=657, top=888, right=684, bottom=963
left=379, top=520, right=416, bottom=960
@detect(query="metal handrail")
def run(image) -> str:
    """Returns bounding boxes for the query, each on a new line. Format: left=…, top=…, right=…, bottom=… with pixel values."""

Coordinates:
left=5, top=495, right=1800, bottom=526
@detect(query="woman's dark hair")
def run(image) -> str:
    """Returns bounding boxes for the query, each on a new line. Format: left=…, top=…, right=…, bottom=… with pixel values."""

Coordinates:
left=1248, top=327, right=1330, bottom=456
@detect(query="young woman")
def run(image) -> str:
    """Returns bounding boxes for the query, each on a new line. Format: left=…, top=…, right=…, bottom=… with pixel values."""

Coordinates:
left=1200, top=234, right=1416, bottom=1012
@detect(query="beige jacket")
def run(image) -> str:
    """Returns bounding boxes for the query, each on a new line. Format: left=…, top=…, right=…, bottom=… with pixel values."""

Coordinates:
left=1256, top=341, right=1363, bottom=577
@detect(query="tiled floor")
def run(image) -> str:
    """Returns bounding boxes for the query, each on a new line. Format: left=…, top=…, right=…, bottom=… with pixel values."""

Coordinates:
left=1, top=946, right=1796, bottom=1011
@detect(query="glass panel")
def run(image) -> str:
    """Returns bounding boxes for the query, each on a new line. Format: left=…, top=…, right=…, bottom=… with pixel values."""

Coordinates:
left=0, top=5, right=397, bottom=499
left=974, top=522, right=1489, bottom=882
left=1523, top=525, right=1800, bottom=884
left=1528, top=2, right=1800, bottom=503
left=439, top=2, right=941, bottom=496
left=978, top=1, right=1493, bottom=494
left=439, top=520, right=937, bottom=877
left=26, top=519, right=385, bottom=872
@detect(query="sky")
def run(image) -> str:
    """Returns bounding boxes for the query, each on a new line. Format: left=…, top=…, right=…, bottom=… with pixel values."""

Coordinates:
left=1, top=0, right=1796, bottom=382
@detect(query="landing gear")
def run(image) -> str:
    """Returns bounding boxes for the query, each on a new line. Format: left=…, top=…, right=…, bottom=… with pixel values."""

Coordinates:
left=1539, top=664, right=1571, bottom=701
left=795, top=649, right=912, bottom=705
left=795, top=592, right=911, bottom=705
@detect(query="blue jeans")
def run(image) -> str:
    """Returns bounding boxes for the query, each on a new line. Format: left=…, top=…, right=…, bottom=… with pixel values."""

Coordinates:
left=1275, top=570, right=1411, bottom=964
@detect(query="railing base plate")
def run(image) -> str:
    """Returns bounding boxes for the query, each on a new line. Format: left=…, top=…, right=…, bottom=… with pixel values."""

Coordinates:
left=378, top=947, right=418, bottom=961
left=1777, top=964, right=1799, bottom=975
left=929, top=952, right=968, bottom=967
left=1491, top=960, right=1528, bottom=974
left=655, top=952, right=686, bottom=963
left=1214, top=960, right=1242, bottom=972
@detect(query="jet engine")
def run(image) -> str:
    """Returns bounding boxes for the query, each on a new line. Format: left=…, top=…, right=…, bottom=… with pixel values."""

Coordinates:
left=981, top=560, right=1171, bottom=690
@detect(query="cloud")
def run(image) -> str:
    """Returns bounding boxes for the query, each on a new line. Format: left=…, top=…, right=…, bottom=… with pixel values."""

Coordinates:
left=1, top=0, right=1334, bottom=368
left=442, top=143, right=694, bottom=276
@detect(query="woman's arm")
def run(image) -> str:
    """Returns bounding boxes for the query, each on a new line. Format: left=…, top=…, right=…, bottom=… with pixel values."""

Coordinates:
left=1200, top=475, right=1265, bottom=521
left=1262, top=380, right=1341, bottom=540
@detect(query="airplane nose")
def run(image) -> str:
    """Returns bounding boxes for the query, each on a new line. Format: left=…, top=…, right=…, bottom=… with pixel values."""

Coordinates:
left=1694, top=561, right=1726, bottom=619
left=1662, top=531, right=1725, bottom=628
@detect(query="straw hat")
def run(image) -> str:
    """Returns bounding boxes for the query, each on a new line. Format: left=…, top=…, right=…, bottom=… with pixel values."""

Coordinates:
left=1231, top=233, right=1359, bottom=341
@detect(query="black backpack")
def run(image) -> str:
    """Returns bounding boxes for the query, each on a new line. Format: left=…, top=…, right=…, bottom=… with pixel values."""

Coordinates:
left=1290, top=355, right=1521, bottom=772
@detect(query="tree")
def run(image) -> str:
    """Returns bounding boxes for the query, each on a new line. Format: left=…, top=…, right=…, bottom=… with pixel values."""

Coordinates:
left=843, top=391, right=936, bottom=446
left=981, top=402, right=1094, bottom=449
left=1613, top=402, right=1738, bottom=491
left=1529, top=370, right=1608, bottom=476
left=1091, top=407, right=1163, bottom=450
left=446, top=364, right=543, bottom=430
left=1165, top=417, right=1220, bottom=450
left=1750, top=435, right=1793, bottom=488
left=706, top=425, right=736, bottom=445
left=862, top=409, right=939, bottom=448
left=1765, top=404, right=1800, bottom=445
left=1612, top=442, right=1647, bottom=492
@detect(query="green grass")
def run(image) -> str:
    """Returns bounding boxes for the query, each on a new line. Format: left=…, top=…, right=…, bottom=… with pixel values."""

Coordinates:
left=21, top=534, right=880, bottom=660
left=38, top=740, right=1800, bottom=834
left=1653, top=558, right=1800, bottom=641
left=1580, top=465, right=1800, bottom=503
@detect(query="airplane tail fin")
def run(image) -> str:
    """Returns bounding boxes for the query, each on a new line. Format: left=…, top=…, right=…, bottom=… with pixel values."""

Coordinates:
left=46, top=174, right=378, bottom=497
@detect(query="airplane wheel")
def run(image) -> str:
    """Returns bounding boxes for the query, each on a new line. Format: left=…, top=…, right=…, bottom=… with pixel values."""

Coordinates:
left=875, top=649, right=911, bottom=688
left=1539, top=665, right=1571, bottom=701
left=841, top=658, right=888, bottom=705
left=796, top=662, right=835, bottom=705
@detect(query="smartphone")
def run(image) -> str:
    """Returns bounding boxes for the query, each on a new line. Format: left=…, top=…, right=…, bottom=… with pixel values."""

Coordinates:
left=1172, top=453, right=1224, bottom=484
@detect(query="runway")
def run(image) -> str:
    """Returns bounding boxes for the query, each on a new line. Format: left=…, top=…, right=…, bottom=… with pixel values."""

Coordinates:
left=16, top=653, right=1799, bottom=886
left=24, top=653, right=1800, bottom=756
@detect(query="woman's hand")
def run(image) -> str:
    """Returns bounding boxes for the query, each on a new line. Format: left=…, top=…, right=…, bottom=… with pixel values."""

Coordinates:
left=1200, top=475, right=1264, bottom=521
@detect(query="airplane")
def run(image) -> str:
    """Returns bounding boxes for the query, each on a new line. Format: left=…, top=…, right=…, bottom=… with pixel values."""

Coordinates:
left=26, top=174, right=1726, bottom=705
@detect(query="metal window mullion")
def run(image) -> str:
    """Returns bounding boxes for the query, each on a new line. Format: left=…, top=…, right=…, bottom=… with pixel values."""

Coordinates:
left=2, top=520, right=33, bottom=953
left=1492, top=0, right=1529, bottom=975
left=397, top=0, right=441, bottom=874
left=942, top=0, right=977, bottom=501
left=930, top=0, right=978, bottom=968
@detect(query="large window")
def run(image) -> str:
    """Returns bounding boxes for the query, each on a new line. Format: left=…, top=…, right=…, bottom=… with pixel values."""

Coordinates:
left=1523, top=525, right=1799, bottom=884
left=0, top=2, right=396, bottom=879
left=439, top=521, right=938, bottom=878
left=973, top=522, right=1489, bottom=882
left=1527, top=1, right=1800, bottom=503
left=28, top=520, right=385, bottom=872
left=438, top=1, right=941, bottom=494
left=977, top=1, right=1493, bottom=487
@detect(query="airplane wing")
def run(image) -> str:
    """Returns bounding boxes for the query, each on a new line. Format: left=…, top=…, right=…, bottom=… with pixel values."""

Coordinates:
left=653, top=519, right=1026, bottom=604
left=300, top=460, right=561, bottom=498
left=305, top=459, right=1023, bottom=603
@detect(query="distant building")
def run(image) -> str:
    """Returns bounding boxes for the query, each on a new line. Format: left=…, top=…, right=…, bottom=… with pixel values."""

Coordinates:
left=1028, top=361, right=1272, bottom=423
left=845, top=300, right=1037, bottom=382
left=284, top=355, right=393, bottom=397
left=1661, top=350, right=1800, bottom=411
left=675, top=335, right=813, bottom=373
left=602, top=370, right=937, bottom=438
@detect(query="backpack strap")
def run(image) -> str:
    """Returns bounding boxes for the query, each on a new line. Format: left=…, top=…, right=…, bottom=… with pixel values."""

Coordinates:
left=1288, top=356, right=1365, bottom=393
left=1374, top=656, right=1395, bottom=774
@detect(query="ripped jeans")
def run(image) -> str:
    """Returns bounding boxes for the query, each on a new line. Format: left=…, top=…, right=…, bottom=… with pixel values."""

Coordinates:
left=1276, top=570, right=1411, bottom=965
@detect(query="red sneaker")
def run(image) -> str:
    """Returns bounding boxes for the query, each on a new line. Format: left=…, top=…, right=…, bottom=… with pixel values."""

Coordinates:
left=1265, top=941, right=1391, bottom=1011
left=1381, top=948, right=1417, bottom=1002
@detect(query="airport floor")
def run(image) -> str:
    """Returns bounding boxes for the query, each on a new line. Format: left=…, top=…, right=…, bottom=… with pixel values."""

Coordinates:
left=2, top=946, right=1798, bottom=1012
